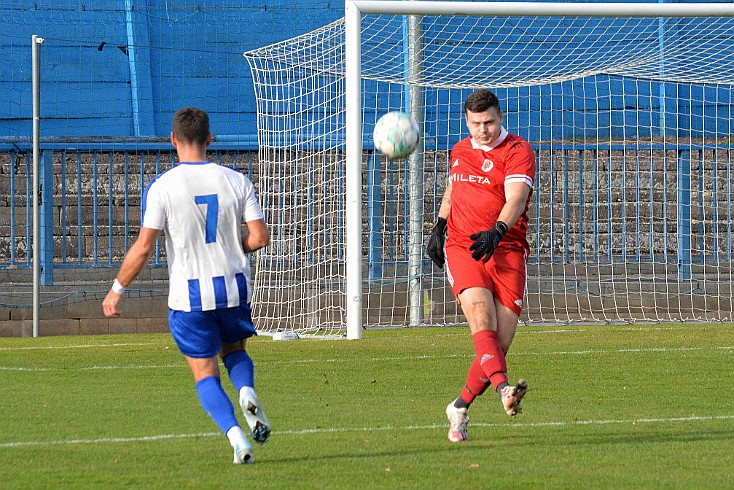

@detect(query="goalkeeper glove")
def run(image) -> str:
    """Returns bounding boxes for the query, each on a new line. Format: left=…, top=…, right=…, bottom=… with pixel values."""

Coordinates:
left=426, top=217, right=448, bottom=268
left=469, top=221, right=508, bottom=263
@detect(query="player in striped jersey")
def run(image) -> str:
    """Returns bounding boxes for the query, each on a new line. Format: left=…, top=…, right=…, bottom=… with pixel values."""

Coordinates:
left=103, top=107, right=270, bottom=464
left=426, top=89, right=536, bottom=442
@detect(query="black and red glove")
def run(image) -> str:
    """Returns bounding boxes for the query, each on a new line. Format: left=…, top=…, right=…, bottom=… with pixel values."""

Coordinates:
left=469, top=221, right=508, bottom=263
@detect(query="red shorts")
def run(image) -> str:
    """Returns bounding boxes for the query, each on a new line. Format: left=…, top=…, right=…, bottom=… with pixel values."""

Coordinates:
left=445, top=243, right=528, bottom=316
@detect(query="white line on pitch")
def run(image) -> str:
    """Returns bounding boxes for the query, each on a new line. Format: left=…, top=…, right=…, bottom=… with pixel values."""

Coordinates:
left=3, top=323, right=729, bottom=352
left=522, top=324, right=734, bottom=335
left=279, top=414, right=734, bottom=435
left=0, top=432, right=220, bottom=448
left=0, top=342, right=159, bottom=351
left=260, top=345, right=734, bottom=364
left=0, top=364, right=182, bottom=372
left=1, top=414, right=733, bottom=448
left=1, top=345, right=732, bottom=371
left=373, top=324, right=734, bottom=339
left=515, top=345, right=734, bottom=356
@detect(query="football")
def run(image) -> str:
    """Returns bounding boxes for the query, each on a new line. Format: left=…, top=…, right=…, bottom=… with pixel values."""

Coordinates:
left=373, top=111, right=420, bottom=159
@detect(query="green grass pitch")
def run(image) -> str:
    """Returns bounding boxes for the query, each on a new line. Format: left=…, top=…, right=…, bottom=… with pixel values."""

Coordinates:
left=1, top=323, right=733, bottom=488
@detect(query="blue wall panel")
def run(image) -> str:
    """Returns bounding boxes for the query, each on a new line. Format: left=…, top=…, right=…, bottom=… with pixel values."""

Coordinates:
left=1, top=0, right=344, bottom=139
left=2, top=1, right=733, bottom=142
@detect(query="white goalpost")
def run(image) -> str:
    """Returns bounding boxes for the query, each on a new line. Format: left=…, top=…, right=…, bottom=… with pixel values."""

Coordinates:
left=244, top=1, right=734, bottom=339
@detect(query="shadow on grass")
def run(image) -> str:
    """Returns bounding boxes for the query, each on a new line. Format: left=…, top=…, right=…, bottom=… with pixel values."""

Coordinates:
left=265, top=426, right=734, bottom=464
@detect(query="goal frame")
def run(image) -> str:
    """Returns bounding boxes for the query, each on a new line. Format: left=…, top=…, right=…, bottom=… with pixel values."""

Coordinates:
left=343, top=1, right=734, bottom=339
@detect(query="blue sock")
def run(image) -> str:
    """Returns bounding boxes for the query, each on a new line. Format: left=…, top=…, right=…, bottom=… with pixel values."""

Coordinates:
left=195, top=376, right=239, bottom=434
left=223, top=350, right=255, bottom=392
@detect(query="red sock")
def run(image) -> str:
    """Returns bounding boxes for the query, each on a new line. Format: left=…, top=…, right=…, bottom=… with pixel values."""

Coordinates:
left=472, top=329, right=508, bottom=389
left=459, top=357, right=491, bottom=405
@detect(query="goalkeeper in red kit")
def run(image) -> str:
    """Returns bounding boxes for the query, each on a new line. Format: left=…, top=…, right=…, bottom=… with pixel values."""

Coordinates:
left=427, top=89, right=536, bottom=443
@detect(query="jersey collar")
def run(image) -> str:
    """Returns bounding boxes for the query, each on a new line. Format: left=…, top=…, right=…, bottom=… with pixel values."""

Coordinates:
left=177, top=161, right=212, bottom=166
left=470, top=126, right=508, bottom=151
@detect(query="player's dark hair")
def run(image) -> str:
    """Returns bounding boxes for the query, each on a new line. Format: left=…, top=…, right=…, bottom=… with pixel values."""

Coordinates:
left=172, top=107, right=210, bottom=146
left=464, top=89, right=501, bottom=114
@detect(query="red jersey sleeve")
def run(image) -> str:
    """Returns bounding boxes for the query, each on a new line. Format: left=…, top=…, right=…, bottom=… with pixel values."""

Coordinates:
left=503, top=138, right=535, bottom=190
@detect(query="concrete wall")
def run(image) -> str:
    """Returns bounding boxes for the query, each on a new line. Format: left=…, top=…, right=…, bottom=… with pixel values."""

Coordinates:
left=0, top=295, right=169, bottom=338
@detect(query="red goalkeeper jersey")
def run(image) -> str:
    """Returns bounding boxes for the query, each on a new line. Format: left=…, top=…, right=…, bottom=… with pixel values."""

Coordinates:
left=446, top=128, right=536, bottom=255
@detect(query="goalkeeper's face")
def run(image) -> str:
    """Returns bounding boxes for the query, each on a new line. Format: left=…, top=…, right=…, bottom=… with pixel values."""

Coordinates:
left=465, top=107, right=503, bottom=147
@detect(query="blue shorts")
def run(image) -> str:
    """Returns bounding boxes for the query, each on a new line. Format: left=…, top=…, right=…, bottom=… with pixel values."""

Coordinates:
left=168, top=303, right=257, bottom=358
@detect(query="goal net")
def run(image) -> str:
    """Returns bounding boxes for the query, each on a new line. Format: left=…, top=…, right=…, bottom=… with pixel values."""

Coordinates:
left=243, top=2, right=734, bottom=337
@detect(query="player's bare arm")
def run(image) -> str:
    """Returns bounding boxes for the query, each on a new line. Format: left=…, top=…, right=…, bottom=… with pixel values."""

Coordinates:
left=496, top=181, right=532, bottom=229
left=437, top=180, right=452, bottom=219
left=102, top=227, right=161, bottom=318
left=242, top=218, right=269, bottom=253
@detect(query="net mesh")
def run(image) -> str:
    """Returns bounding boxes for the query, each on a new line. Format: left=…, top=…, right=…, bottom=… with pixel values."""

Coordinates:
left=244, top=12, right=734, bottom=335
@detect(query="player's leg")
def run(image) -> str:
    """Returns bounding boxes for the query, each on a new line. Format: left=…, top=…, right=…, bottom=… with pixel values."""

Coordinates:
left=220, top=339, right=254, bottom=392
left=458, top=357, right=493, bottom=407
left=455, top=306, right=518, bottom=406
left=494, top=304, right=528, bottom=416
left=460, top=287, right=530, bottom=418
left=446, top=357, right=492, bottom=442
left=459, top=287, right=510, bottom=389
left=219, top=304, right=270, bottom=445
left=187, top=355, right=254, bottom=464
left=495, top=302, right=518, bottom=354
left=169, top=309, right=253, bottom=464
left=221, top=340, right=271, bottom=445
left=444, top=248, right=505, bottom=441
left=444, top=287, right=509, bottom=442
left=490, top=250, right=529, bottom=416
left=449, top=288, right=504, bottom=408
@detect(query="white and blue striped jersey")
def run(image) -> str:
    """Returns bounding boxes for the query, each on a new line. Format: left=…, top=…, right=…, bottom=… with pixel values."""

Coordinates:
left=142, top=162, right=264, bottom=312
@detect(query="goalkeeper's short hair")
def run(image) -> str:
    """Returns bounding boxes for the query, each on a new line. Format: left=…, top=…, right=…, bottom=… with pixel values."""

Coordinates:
left=464, top=89, right=501, bottom=114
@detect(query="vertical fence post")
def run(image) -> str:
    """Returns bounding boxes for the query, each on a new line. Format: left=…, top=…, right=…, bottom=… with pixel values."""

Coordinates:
left=367, top=152, right=383, bottom=282
left=677, top=149, right=692, bottom=280
left=40, top=150, right=54, bottom=286
left=32, top=34, right=44, bottom=337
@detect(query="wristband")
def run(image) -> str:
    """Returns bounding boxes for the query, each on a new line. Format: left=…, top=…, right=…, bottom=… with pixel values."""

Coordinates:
left=495, top=220, right=509, bottom=238
left=112, top=279, right=126, bottom=294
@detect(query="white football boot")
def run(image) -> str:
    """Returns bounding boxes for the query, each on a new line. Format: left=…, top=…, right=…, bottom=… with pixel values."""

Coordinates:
left=445, top=401, right=469, bottom=442
left=240, top=388, right=271, bottom=445
left=501, top=379, right=528, bottom=417
left=228, top=427, right=254, bottom=465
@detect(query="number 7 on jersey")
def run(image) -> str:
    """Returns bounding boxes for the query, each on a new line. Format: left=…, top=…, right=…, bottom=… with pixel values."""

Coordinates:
left=195, top=194, right=219, bottom=243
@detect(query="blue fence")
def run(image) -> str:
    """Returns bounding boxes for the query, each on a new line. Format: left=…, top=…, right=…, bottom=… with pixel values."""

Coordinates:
left=0, top=142, right=257, bottom=279
left=2, top=141, right=732, bottom=286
